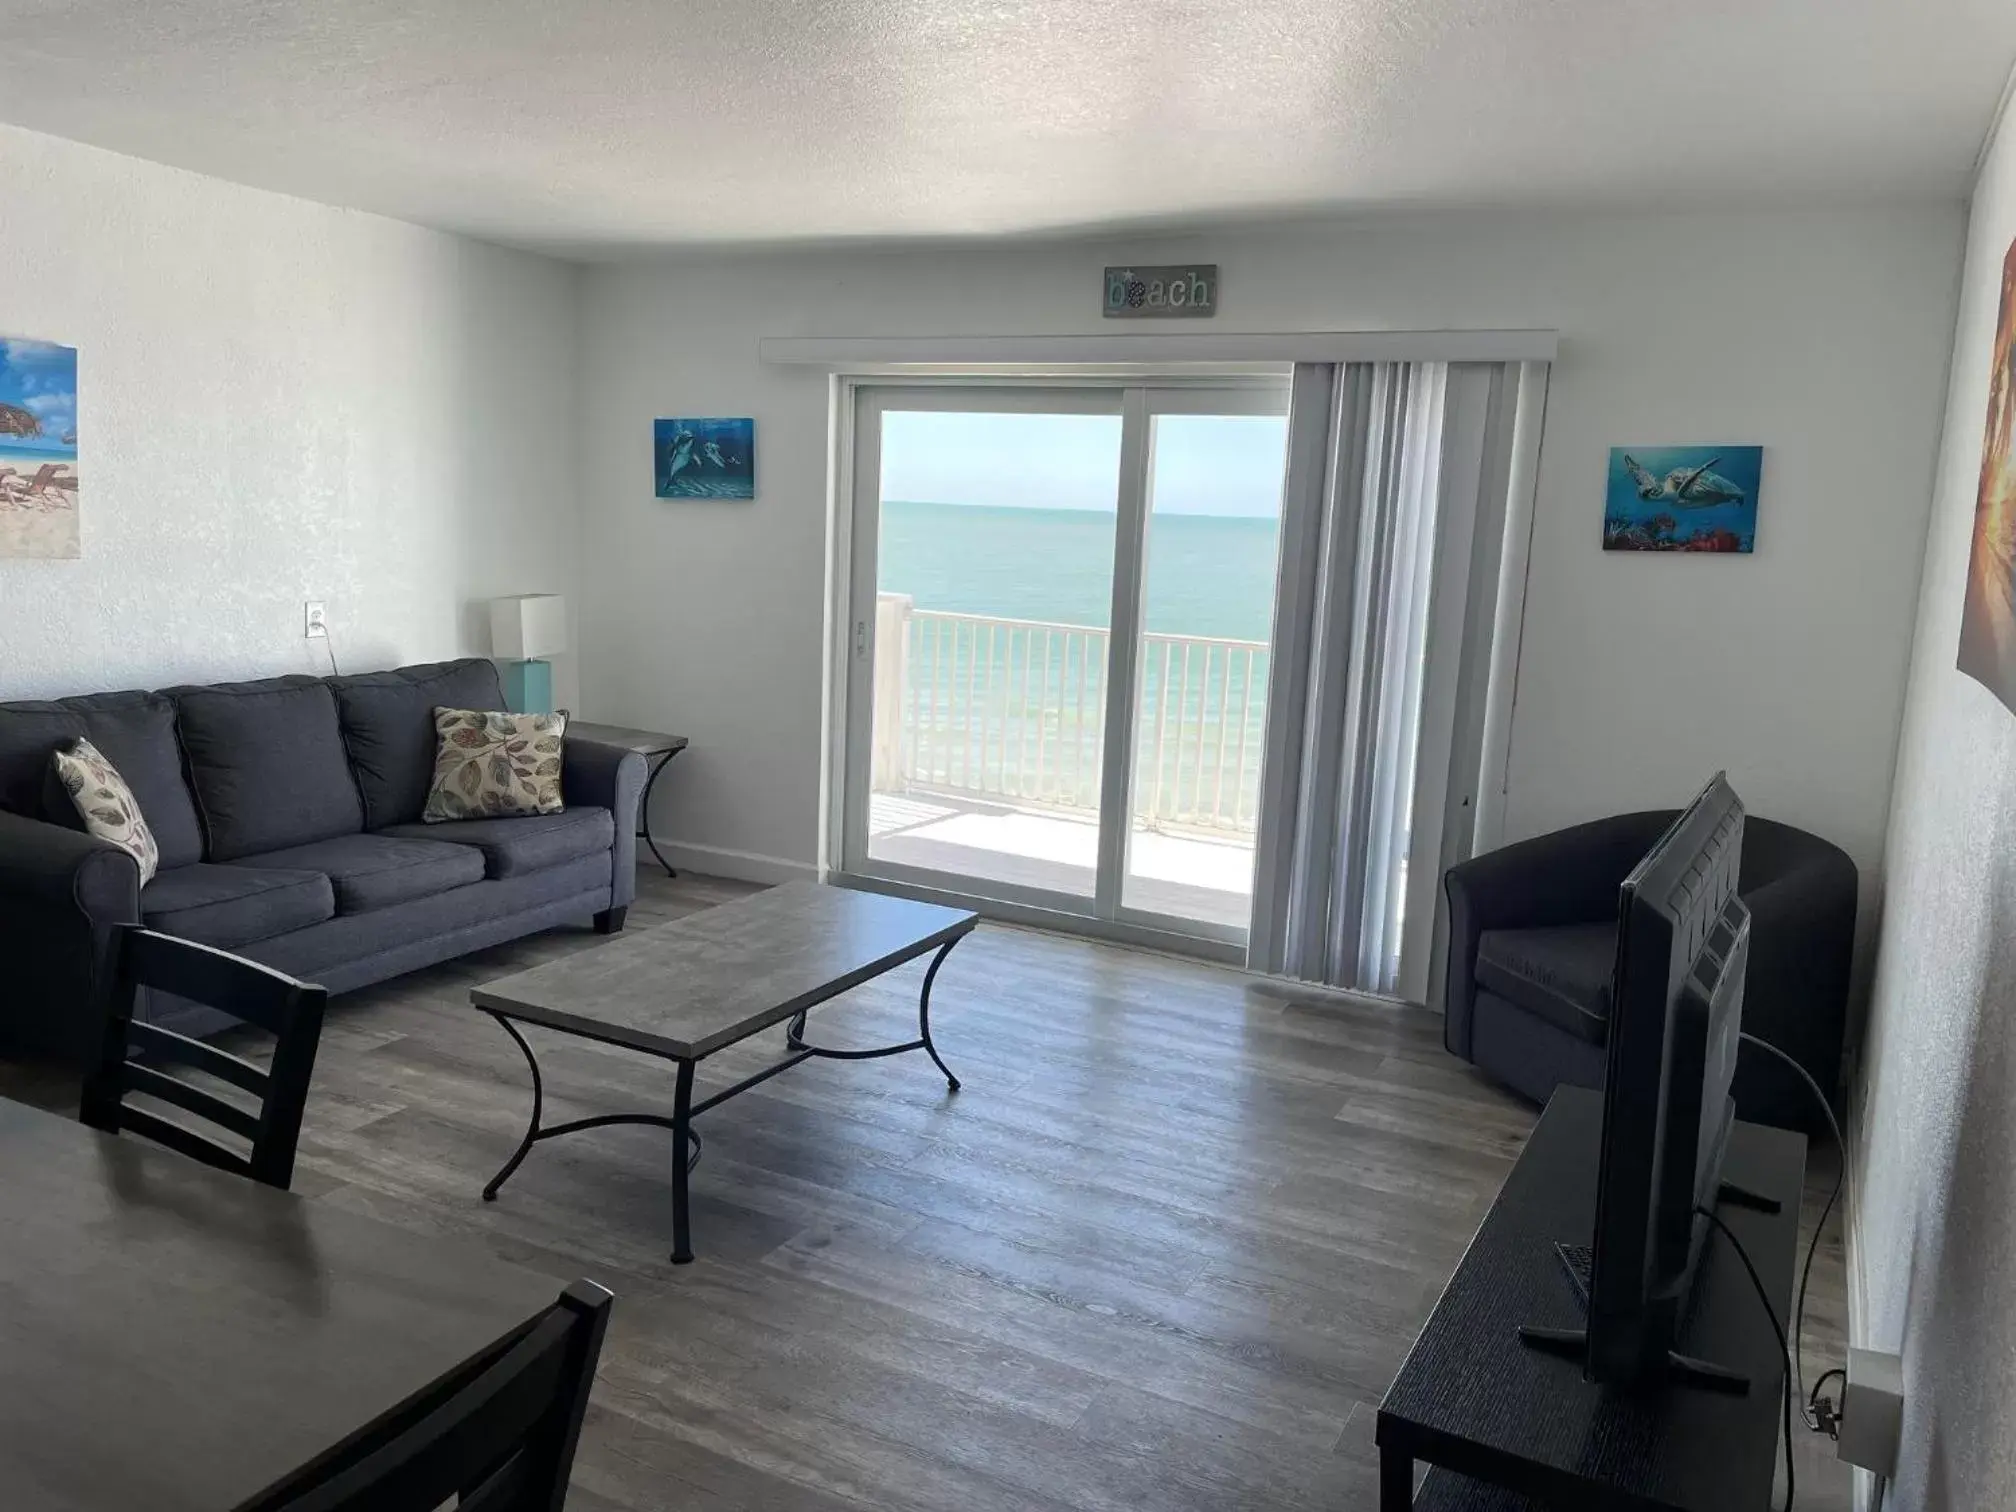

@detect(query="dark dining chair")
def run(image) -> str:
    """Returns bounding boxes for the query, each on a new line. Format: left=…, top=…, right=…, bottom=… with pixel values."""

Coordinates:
left=253, top=1280, right=614, bottom=1512
left=80, top=925, right=329, bottom=1190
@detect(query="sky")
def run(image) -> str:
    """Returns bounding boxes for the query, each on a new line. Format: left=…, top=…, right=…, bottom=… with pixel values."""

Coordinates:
left=0, top=339, right=78, bottom=454
left=880, top=410, right=1288, bottom=517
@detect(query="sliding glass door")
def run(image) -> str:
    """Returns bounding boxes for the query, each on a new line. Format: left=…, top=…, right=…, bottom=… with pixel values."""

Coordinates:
left=854, top=389, right=1123, bottom=900
left=840, top=380, right=1290, bottom=944
left=1121, top=396, right=1289, bottom=928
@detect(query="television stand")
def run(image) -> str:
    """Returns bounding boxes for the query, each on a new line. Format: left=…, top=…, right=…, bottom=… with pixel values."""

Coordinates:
left=1377, top=1087, right=1804, bottom=1510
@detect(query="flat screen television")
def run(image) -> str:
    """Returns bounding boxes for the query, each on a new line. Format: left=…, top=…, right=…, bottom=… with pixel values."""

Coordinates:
left=1520, top=772, right=1761, bottom=1392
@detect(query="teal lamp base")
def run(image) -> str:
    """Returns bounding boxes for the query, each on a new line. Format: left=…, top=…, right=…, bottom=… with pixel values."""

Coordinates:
left=501, top=659, right=554, bottom=715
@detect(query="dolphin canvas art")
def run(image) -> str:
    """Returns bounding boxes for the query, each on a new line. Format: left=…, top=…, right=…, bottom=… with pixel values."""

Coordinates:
left=655, top=417, right=754, bottom=499
left=1602, top=445, right=1761, bottom=553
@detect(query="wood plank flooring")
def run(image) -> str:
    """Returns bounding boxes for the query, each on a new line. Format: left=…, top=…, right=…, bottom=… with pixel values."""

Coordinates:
left=0, top=869, right=1853, bottom=1510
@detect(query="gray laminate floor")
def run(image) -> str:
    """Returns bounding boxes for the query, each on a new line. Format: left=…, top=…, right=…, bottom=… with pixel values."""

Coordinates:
left=0, top=869, right=1853, bottom=1510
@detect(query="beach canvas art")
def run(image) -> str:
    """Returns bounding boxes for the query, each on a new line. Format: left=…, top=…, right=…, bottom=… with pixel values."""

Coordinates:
left=655, top=417, right=754, bottom=498
left=1958, top=237, right=2016, bottom=715
left=0, top=337, right=78, bottom=559
left=1601, top=445, right=1761, bottom=554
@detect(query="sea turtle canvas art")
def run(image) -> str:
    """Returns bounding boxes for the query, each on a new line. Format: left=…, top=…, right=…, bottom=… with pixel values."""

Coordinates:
left=0, top=337, right=79, bottom=559
left=655, top=417, right=754, bottom=499
left=1601, top=445, right=1761, bottom=554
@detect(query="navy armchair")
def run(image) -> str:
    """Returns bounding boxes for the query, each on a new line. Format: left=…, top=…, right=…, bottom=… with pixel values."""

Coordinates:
left=1442, top=810, right=1856, bottom=1132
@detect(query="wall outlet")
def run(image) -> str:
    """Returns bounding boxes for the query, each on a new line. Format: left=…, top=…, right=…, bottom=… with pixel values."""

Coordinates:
left=304, top=601, right=328, bottom=639
left=1837, top=1347, right=1904, bottom=1479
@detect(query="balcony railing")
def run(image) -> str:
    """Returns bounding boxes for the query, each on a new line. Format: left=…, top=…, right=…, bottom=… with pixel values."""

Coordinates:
left=870, top=595, right=1270, bottom=834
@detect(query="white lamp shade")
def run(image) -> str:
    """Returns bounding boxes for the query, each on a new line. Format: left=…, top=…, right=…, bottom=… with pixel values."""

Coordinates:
left=490, top=594, right=567, bottom=660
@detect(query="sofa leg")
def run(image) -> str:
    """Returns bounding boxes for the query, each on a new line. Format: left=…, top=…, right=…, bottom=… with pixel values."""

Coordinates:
left=593, top=906, right=628, bottom=936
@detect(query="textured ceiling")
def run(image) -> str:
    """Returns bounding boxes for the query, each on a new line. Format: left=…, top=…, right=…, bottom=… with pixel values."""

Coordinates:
left=0, top=0, right=2012, bottom=255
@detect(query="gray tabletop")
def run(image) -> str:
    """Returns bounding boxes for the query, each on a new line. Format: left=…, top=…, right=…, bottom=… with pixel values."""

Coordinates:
left=0, top=1097, right=564, bottom=1512
left=471, top=880, right=977, bottom=1059
left=564, top=721, right=688, bottom=756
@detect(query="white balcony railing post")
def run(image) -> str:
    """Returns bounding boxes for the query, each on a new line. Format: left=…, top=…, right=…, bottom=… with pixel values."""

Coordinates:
left=871, top=593, right=912, bottom=792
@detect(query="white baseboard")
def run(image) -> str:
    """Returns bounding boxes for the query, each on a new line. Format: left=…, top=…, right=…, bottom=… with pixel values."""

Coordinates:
left=641, top=838, right=819, bottom=887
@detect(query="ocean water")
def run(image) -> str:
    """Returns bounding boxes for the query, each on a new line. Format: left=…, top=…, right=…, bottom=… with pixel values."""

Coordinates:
left=875, top=499, right=1279, bottom=822
left=878, top=499, right=1279, bottom=641
left=0, top=441, right=77, bottom=466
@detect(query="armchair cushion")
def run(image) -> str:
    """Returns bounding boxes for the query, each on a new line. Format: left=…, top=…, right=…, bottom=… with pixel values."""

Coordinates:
left=1474, top=923, right=1616, bottom=1046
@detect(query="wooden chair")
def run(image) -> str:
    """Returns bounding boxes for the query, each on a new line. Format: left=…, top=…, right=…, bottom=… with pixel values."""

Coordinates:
left=80, top=925, right=328, bottom=1190
left=253, top=1280, right=614, bottom=1512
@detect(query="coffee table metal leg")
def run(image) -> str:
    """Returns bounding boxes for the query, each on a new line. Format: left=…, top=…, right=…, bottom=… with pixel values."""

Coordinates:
left=483, top=1014, right=544, bottom=1202
left=670, top=1058, right=696, bottom=1265
left=919, top=937, right=962, bottom=1092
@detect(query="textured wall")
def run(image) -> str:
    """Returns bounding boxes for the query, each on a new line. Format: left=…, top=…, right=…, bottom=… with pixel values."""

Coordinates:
left=576, top=207, right=1961, bottom=886
left=0, top=123, right=580, bottom=706
left=1855, top=101, right=2016, bottom=1511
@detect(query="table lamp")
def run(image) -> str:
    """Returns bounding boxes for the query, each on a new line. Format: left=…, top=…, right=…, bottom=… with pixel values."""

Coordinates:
left=490, top=594, right=566, bottom=714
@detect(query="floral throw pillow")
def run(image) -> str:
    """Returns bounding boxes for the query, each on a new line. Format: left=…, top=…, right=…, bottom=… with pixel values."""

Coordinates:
left=52, top=736, right=160, bottom=885
left=421, top=708, right=567, bottom=822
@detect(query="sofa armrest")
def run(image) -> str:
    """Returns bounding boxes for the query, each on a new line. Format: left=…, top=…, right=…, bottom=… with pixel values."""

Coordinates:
left=0, top=810, right=137, bottom=919
left=562, top=739, right=648, bottom=909
left=1441, top=810, right=1673, bottom=1058
left=0, top=810, right=141, bottom=1061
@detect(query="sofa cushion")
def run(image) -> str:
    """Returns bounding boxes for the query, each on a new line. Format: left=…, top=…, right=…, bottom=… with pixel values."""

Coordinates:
left=142, top=862, right=335, bottom=949
left=34, top=691, right=207, bottom=870
left=376, top=806, right=614, bottom=879
left=239, top=833, right=486, bottom=915
left=0, top=702, right=86, bottom=819
left=1474, top=922, right=1618, bottom=1046
left=331, top=660, right=508, bottom=830
left=171, top=677, right=363, bottom=861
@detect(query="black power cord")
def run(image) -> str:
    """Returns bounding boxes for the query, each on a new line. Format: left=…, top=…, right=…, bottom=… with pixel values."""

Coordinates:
left=1700, top=1204, right=1795, bottom=1512
left=1739, top=1030, right=1844, bottom=1431
left=1807, top=1366, right=1846, bottom=1437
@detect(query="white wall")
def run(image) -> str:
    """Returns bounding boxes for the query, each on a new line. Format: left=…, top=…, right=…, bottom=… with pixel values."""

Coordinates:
left=0, top=124, right=581, bottom=707
left=577, top=207, right=1962, bottom=890
left=1854, top=98, right=2016, bottom=1510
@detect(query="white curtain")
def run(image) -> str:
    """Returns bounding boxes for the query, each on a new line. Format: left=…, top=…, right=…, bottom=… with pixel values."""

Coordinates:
left=1248, top=359, right=1541, bottom=1001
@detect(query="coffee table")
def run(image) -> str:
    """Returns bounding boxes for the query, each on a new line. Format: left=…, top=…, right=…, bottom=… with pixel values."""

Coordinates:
left=469, top=881, right=976, bottom=1264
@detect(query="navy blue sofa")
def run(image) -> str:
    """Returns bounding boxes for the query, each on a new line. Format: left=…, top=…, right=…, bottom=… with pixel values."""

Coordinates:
left=0, top=658, right=645, bottom=1058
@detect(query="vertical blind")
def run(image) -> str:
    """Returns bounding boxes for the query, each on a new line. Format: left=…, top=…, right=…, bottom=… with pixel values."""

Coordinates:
left=1248, top=359, right=1540, bottom=1001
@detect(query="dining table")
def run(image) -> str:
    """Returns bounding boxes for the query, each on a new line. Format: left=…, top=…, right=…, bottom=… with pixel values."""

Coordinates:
left=0, top=1094, right=571, bottom=1511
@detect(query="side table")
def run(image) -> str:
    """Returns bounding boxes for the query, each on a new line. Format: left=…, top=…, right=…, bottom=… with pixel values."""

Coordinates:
left=566, top=722, right=689, bottom=877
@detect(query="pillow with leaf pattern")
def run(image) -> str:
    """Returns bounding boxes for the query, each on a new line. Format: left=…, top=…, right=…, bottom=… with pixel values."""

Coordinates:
left=52, top=736, right=160, bottom=884
left=421, top=708, right=567, bottom=822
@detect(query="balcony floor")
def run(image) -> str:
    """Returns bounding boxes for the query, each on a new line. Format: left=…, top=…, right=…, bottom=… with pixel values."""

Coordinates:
left=868, top=790, right=1254, bottom=931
